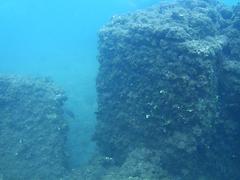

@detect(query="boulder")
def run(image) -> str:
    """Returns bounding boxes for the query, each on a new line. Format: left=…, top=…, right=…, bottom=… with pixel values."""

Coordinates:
left=0, top=75, right=68, bottom=179
left=93, top=0, right=240, bottom=179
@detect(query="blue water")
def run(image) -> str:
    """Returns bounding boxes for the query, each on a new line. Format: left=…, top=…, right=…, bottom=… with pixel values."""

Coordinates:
left=0, top=0, right=238, bottom=169
left=0, top=0, right=163, bottom=168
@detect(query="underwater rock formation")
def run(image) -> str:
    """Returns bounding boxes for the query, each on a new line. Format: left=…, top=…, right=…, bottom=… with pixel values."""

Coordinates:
left=94, top=0, right=240, bottom=179
left=0, top=75, right=68, bottom=179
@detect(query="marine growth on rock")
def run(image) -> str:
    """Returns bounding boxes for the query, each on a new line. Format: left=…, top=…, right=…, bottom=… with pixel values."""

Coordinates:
left=93, top=0, right=240, bottom=179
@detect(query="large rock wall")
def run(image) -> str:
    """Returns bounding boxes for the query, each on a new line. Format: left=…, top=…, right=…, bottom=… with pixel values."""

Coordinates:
left=94, top=0, right=240, bottom=179
left=0, top=75, right=68, bottom=179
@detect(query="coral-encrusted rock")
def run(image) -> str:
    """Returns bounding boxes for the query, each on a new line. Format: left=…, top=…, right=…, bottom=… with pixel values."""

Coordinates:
left=0, top=75, right=68, bottom=179
left=94, top=0, right=240, bottom=179
left=232, top=3, right=240, bottom=30
left=220, top=2, right=240, bottom=127
left=221, top=60, right=240, bottom=102
left=223, top=3, right=240, bottom=59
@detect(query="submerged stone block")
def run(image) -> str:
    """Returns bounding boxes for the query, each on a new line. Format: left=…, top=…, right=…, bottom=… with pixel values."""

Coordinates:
left=94, top=0, right=240, bottom=179
left=0, top=75, right=68, bottom=179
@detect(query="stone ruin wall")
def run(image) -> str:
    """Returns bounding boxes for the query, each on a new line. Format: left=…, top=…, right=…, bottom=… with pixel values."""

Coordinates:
left=94, top=0, right=240, bottom=179
left=0, top=76, right=68, bottom=179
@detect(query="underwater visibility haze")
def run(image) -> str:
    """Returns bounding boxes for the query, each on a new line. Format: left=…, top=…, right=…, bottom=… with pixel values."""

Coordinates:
left=0, top=0, right=240, bottom=179
left=0, top=0, right=161, bottom=168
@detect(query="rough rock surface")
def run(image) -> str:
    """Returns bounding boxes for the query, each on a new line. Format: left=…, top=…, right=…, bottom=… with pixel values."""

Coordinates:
left=0, top=75, right=68, bottom=179
left=93, top=0, right=240, bottom=179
